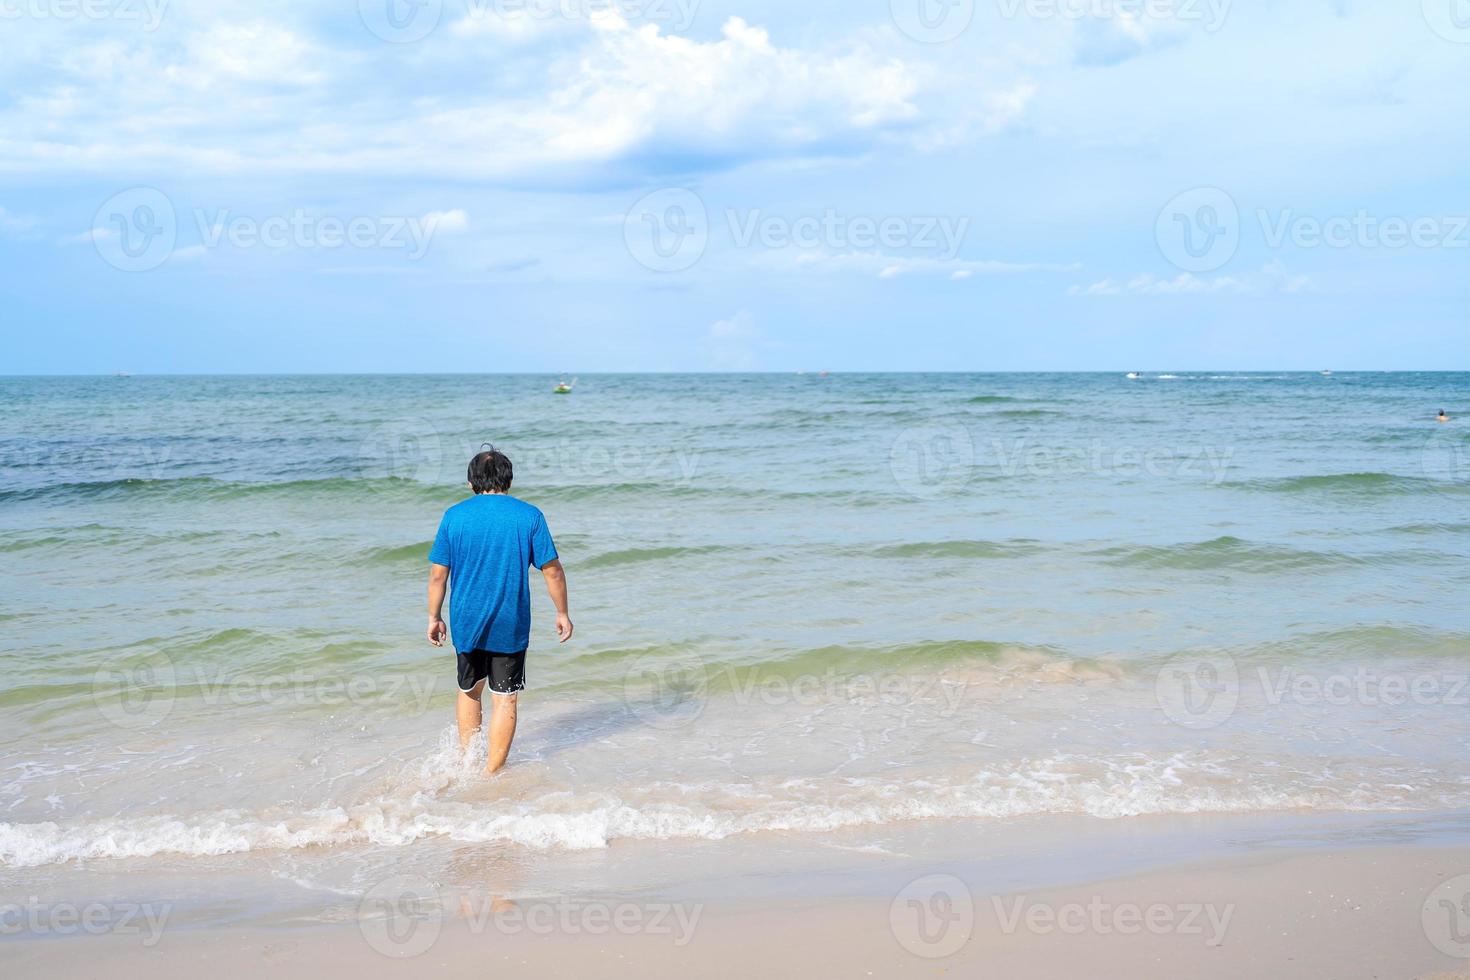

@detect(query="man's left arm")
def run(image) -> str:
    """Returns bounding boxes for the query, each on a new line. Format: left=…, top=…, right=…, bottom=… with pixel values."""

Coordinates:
left=541, top=559, right=573, bottom=643
left=427, top=563, right=449, bottom=646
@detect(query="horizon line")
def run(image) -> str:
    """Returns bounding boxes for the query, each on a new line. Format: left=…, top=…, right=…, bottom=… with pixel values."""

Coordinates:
left=3, top=369, right=1463, bottom=379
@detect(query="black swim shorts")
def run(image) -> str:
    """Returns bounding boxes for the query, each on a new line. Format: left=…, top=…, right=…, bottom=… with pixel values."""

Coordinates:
left=457, top=649, right=527, bottom=695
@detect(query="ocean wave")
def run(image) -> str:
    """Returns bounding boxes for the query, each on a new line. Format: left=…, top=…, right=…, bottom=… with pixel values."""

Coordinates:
left=552, top=640, right=1123, bottom=698
left=1249, top=624, right=1470, bottom=662
left=580, top=545, right=733, bottom=569
left=0, top=533, right=74, bottom=552
left=0, top=476, right=464, bottom=507
left=1, top=752, right=1454, bottom=867
left=524, top=482, right=729, bottom=504
left=862, top=539, right=1044, bottom=560
left=1236, top=472, right=1457, bottom=496
left=1090, top=536, right=1407, bottom=572
left=0, top=475, right=787, bottom=508
left=1381, top=522, right=1470, bottom=536
left=362, top=541, right=434, bottom=565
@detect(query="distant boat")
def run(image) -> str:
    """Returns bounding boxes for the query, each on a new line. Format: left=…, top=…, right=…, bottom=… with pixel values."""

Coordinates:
left=1125, top=372, right=1141, bottom=380
left=1320, top=370, right=1333, bottom=377
left=553, top=377, right=576, bottom=394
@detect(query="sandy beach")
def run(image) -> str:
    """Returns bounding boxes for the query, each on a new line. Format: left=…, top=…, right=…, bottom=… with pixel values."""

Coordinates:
left=9, top=830, right=1470, bottom=979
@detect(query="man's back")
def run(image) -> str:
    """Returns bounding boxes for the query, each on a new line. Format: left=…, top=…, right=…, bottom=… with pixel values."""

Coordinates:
left=427, top=448, right=570, bottom=774
left=429, top=493, right=557, bottom=654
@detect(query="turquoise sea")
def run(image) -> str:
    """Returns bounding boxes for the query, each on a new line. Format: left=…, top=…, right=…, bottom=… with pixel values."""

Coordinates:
left=0, top=372, right=1467, bottom=916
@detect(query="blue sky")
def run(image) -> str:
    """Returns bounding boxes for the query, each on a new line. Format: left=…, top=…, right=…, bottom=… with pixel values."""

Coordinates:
left=2, top=0, right=1468, bottom=373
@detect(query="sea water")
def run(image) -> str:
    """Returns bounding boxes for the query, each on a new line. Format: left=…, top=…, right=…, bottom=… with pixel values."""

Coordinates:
left=0, top=372, right=1467, bottom=912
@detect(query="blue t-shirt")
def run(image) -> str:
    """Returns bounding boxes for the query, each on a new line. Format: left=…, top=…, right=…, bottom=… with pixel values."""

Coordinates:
left=428, top=494, right=558, bottom=654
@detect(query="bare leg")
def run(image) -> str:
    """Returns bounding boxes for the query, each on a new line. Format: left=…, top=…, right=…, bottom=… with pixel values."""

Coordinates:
left=485, top=693, right=518, bottom=774
left=457, top=681, right=485, bottom=751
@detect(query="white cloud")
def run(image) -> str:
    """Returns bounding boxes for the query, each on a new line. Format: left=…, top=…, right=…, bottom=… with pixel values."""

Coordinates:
left=1125, top=272, right=1249, bottom=294
left=1070, top=8, right=1202, bottom=67
left=791, top=251, right=1076, bottom=279
left=1261, top=259, right=1312, bottom=294
left=1070, top=265, right=1314, bottom=296
left=422, top=209, right=470, bottom=235
left=1067, top=277, right=1121, bottom=295
left=181, top=22, right=326, bottom=86
left=0, top=14, right=970, bottom=181
left=706, top=310, right=764, bottom=370
left=63, top=228, right=113, bottom=245
left=450, top=8, right=562, bottom=41
left=0, top=205, right=36, bottom=234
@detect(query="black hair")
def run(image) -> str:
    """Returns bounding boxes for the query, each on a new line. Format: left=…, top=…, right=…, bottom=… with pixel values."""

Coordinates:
left=468, top=446, right=513, bottom=494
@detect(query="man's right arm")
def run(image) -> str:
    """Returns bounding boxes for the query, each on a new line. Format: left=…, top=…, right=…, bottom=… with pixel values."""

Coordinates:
left=541, top=559, right=573, bottom=643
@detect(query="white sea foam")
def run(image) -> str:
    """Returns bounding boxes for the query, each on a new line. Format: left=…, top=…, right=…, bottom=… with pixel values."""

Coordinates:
left=1, top=752, right=1457, bottom=869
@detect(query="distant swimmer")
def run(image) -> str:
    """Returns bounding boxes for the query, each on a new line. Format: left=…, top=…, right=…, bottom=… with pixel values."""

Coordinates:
left=1438, top=410, right=1450, bottom=423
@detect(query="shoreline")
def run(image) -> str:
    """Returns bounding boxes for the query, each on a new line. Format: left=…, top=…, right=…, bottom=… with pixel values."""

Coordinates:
left=7, top=843, right=1468, bottom=979
left=7, top=811, right=1470, bottom=978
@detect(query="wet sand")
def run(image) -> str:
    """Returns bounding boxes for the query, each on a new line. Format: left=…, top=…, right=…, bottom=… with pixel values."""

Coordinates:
left=10, top=838, right=1470, bottom=979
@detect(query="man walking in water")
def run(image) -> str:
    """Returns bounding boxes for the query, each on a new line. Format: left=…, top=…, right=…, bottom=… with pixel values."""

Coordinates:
left=427, top=448, right=572, bottom=773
